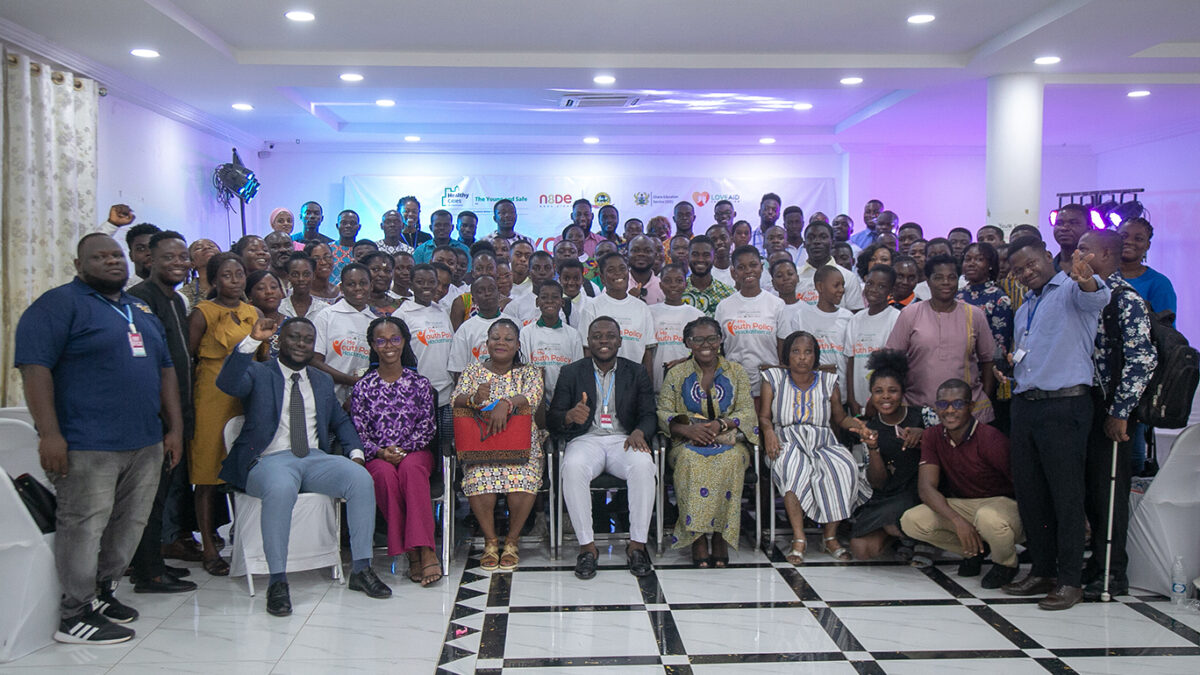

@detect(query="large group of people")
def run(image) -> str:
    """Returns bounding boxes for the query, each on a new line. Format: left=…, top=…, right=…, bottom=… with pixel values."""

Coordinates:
left=15, top=193, right=1177, bottom=645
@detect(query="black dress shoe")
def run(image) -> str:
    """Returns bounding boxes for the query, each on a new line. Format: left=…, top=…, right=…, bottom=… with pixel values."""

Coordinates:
left=164, top=564, right=191, bottom=579
left=1002, top=574, right=1057, bottom=596
left=348, top=568, right=392, bottom=598
left=574, top=551, right=598, bottom=580
left=958, top=554, right=985, bottom=577
left=1038, top=585, right=1083, bottom=610
left=627, top=547, right=653, bottom=578
left=133, top=575, right=198, bottom=594
left=981, top=564, right=1020, bottom=589
left=266, top=581, right=292, bottom=616
left=1083, top=576, right=1129, bottom=601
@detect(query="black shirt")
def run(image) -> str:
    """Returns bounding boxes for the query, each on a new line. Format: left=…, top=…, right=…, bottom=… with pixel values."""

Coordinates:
left=865, top=406, right=925, bottom=499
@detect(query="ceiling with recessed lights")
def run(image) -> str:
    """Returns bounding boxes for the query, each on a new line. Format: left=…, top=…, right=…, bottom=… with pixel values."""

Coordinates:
left=0, top=0, right=1197, bottom=151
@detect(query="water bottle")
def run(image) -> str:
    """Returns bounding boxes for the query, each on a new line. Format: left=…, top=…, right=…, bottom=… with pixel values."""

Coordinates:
left=1171, top=555, right=1188, bottom=605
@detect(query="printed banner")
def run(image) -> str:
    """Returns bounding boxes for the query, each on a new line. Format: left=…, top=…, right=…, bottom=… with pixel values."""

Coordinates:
left=343, top=175, right=836, bottom=250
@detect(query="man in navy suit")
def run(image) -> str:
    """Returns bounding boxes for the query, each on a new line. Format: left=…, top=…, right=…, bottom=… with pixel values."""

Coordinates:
left=217, top=316, right=391, bottom=616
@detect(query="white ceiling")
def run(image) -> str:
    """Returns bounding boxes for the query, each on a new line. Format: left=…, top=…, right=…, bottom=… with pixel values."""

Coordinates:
left=1, top=0, right=1198, bottom=152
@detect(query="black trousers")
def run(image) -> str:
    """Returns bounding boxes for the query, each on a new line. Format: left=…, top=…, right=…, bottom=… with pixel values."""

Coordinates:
left=129, top=457, right=170, bottom=580
left=1010, top=394, right=1092, bottom=588
left=1083, top=393, right=1133, bottom=582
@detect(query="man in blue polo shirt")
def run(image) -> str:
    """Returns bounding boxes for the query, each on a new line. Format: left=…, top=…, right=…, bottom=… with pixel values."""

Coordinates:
left=15, top=233, right=183, bottom=645
left=1000, top=236, right=1109, bottom=611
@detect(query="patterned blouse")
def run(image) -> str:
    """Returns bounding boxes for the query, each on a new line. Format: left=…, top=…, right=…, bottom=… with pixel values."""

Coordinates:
left=957, top=281, right=1013, bottom=356
left=657, top=357, right=759, bottom=447
left=1094, top=274, right=1157, bottom=421
left=349, top=368, right=438, bottom=460
left=682, top=277, right=736, bottom=317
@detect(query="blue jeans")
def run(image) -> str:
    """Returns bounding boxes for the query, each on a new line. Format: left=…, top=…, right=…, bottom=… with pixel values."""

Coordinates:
left=244, top=451, right=376, bottom=574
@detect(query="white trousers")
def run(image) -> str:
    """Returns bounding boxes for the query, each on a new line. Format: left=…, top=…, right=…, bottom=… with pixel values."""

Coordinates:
left=561, top=433, right=657, bottom=546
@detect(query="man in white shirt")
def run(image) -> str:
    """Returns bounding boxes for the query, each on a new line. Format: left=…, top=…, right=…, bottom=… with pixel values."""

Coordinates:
left=578, top=252, right=657, bottom=375
left=519, top=280, right=585, bottom=403
left=311, top=263, right=375, bottom=403
left=795, top=221, right=864, bottom=310
left=506, top=251, right=558, bottom=324
left=448, top=275, right=513, bottom=377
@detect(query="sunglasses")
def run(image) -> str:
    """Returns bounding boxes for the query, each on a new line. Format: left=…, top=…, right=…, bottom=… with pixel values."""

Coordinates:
left=933, top=399, right=969, bottom=411
left=373, top=336, right=406, bottom=349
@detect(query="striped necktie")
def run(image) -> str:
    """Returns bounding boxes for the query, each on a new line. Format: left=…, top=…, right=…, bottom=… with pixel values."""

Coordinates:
left=289, top=373, right=310, bottom=458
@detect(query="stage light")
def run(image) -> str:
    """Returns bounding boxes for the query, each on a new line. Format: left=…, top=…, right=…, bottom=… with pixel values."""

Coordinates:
left=907, top=14, right=935, bottom=24
left=130, top=49, right=159, bottom=58
left=231, top=103, right=254, bottom=111
left=593, top=75, right=615, bottom=85
left=215, top=149, right=260, bottom=203
left=1093, top=200, right=1119, bottom=228
left=340, top=73, right=364, bottom=82
left=1127, top=90, right=1151, bottom=98
left=793, top=102, right=813, bottom=111
left=840, top=76, right=863, bottom=85
left=1034, top=56, right=1061, bottom=65
left=1048, top=209, right=1058, bottom=226
left=1108, top=200, right=1144, bottom=227
left=285, top=10, right=315, bottom=22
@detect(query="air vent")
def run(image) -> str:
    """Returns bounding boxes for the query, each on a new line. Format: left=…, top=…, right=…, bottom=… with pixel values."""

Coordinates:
left=559, top=94, right=641, bottom=109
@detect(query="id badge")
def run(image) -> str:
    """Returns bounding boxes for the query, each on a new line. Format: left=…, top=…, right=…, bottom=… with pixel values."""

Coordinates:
left=128, top=332, right=147, bottom=357
left=599, top=413, right=614, bottom=430
left=1012, top=347, right=1027, bottom=365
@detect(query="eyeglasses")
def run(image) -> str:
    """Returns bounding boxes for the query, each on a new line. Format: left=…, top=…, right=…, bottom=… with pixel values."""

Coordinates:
left=687, top=335, right=721, bottom=346
left=373, top=336, right=405, bottom=348
left=933, top=399, right=969, bottom=411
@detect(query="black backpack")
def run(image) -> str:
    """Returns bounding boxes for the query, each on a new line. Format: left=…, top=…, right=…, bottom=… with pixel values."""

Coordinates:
left=1103, top=286, right=1198, bottom=428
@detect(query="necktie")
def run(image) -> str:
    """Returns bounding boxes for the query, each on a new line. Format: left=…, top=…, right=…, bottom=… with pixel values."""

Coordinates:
left=289, top=373, right=310, bottom=458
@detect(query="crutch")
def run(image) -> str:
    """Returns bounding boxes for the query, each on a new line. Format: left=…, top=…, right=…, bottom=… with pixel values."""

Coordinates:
left=1101, top=439, right=1119, bottom=602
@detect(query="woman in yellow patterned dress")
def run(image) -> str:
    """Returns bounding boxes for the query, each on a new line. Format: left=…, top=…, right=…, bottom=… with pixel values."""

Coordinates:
left=452, top=318, right=543, bottom=572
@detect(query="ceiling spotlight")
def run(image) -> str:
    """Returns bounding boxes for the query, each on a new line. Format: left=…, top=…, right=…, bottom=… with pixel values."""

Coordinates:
left=340, top=72, right=364, bottom=82
left=759, top=137, right=776, bottom=144
left=593, top=75, right=616, bottom=85
left=840, top=76, right=864, bottom=85
left=285, top=10, right=315, bottom=22
left=583, top=136, right=600, bottom=144
left=793, top=102, right=814, bottom=111
left=907, top=14, right=936, bottom=24
left=231, top=103, right=254, bottom=111
left=130, top=48, right=159, bottom=58
left=1034, top=56, right=1061, bottom=65
left=1108, top=199, right=1145, bottom=228
left=1127, top=90, right=1151, bottom=98
left=375, top=99, right=396, bottom=107
left=404, top=135, right=420, bottom=142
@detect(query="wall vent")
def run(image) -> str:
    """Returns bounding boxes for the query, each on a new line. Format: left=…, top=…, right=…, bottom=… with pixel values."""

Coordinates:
left=559, top=94, right=641, bottom=109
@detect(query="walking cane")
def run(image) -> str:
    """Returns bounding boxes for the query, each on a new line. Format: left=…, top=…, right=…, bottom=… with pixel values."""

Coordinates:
left=1101, top=439, right=1119, bottom=602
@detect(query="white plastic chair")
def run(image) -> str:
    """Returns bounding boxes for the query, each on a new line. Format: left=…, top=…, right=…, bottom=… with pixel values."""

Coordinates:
left=222, top=416, right=344, bottom=595
left=0, top=407, right=34, bottom=428
left=0, top=419, right=46, bottom=489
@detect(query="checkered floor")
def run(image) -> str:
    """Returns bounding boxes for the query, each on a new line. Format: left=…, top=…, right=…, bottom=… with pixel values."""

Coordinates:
left=435, top=540, right=1200, bottom=675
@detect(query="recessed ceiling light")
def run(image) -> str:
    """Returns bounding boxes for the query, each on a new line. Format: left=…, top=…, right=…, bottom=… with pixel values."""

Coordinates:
left=340, top=72, right=364, bottom=82
left=1034, top=56, right=1061, bottom=65
left=593, top=75, right=615, bottom=85
left=375, top=99, right=396, bottom=107
left=759, top=137, right=776, bottom=145
left=583, top=136, right=600, bottom=144
left=793, top=102, right=814, bottom=111
left=231, top=103, right=254, bottom=111
left=285, top=10, right=315, bottom=22
left=404, top=135, right=420, bottom=142
left=907, top=14, right=936, bottom=24
left=130, top=48, right=159, bottom=59
left=1127, top=90, right=1151, bottom=98
left=840, top=76, right=863, bottom=85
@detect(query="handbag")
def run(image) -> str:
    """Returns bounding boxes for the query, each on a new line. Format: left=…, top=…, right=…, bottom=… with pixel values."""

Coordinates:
left=12, top=473, right=57, bottom=533
left=453, top=404, right=533, bottom=465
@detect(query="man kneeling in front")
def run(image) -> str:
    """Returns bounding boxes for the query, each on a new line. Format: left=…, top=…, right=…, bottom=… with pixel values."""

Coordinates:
left=217, top=317, right=391, bottom=615
left=900, top=378, right=1023, bottom=589
left=549, top=316, right=659, bottom=580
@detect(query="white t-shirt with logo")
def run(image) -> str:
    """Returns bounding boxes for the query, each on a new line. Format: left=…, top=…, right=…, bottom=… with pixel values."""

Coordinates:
left=714, top=291, right=787, bottom=395
left=785, top=302, right=854, bottom=401
left=520, top=322, right=585, bottom=404
left=396, top=301, right=456, bottom=405
left=312, top=299, right=375, bottom=403
left=651, top=303, right=705, bottom=392
left=842, top=306, right=901, bottom=409
left=447, top=312, right=514, bottom=374
left=564, top=292, right=591, bottom=330
left=578, top=292, right=657, bottom=364
left=711, top=266, right=735, bottom=288
left=795, top=261, right=865, bottom=311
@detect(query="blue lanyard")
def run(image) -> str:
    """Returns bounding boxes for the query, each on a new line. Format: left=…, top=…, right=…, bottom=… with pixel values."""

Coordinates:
left=103, top=298, right=137, bottom=333
left=594, top=369, right=614, bottom=413
left=1024, top=295, right=1041, bottom=336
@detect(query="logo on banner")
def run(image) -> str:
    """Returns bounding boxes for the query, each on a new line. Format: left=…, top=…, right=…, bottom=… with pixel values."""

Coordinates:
left=594, top=192, right=612, bottom=206
left=442, top=185, right=469, bottom=208
left=714, top=193, right=741, bottom=202
left=474, top=195, right=528, bottom=205
left=632, top=190, right=680, bottom=206
left=633, top=192, right=651, bottom=206
left=692, top=191, right=710, bottom=207
left=539, top=193, right=572, bottom=206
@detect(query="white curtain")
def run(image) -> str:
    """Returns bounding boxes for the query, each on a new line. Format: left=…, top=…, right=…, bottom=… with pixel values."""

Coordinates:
left=0, top=51, right=98, bottom=405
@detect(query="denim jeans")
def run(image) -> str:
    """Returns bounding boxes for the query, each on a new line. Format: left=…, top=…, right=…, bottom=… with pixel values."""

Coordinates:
left=51, top=444, right=162, bottom=618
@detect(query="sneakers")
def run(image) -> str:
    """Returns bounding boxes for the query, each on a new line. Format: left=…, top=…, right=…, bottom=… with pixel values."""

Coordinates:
left=54, top=604, right=134, bottom=645
left=96, top=582, right=139, bottom=623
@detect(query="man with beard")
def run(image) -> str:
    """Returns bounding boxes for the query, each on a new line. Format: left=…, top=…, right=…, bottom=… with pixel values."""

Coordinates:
left=750, top=192, right=782, bottom=254
left=796, top=221, right=865, bottom=310
left=376, top=209, right=406, bottom=255
left=292, top=201, right=333, bottom=244
left=16, top=233, right=184, bottom=644
left=125, top=223, right=162, bottom=285
left=572, top=198, right=603, bottom=256
left=414, top=209, right=470, bottom=265
left=681, top=235, right=734, bottom=317
left=265, top=231, right=296, bottom=293
left=488, top=199, right=531, bottom=248
left=1051, top=204, right=1093, bottom=272
left=598, top=204, right=622, bottom=244
left=627, top=234, right=664, bottom=304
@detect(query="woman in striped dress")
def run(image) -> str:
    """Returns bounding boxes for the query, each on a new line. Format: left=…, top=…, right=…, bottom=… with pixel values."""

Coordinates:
left=759, top=331, right=874, bottom=564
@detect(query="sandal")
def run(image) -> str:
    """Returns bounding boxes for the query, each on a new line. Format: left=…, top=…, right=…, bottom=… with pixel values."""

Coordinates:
left=910, top=543, right=936, bottom=569
left=202, top=555, right=230, bottom=576
left=420, top=562, right=444, bottom=587
left=823, top=536, right=852, bottom=563
left=480, top=540, right=500, bottom=571
left=691, top=539, right=711, bottom=568
left=407, top=553, right=424, bottom=583
left=498, top=541, right=519, bottom=571
left=786, top=538, right=807, bottom=565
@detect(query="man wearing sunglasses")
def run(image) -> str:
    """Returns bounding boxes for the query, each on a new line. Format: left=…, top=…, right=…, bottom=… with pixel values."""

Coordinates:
left=900, top=379, right=1022, bottom=590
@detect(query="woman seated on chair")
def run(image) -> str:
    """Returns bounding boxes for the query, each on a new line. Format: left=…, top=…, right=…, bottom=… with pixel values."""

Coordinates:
left=657, top=317, right=757, bottom=568
left=349, top=316, right=442, bottom=586
left=451, top=319, right=543, bottom=572
left=759, top=330, right=874, bottom=565
left=848, top=349, right=925, bottom=561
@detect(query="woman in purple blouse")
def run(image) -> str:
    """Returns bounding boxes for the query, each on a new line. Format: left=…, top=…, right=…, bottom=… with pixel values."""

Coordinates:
left=350, top=316, right=441, bottom=585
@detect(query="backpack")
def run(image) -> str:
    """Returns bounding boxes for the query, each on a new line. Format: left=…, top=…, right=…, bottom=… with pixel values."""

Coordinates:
left=1103, top=286, right=1198, bottom=428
